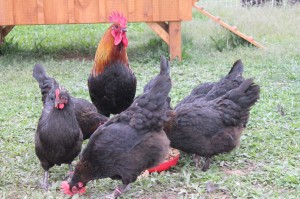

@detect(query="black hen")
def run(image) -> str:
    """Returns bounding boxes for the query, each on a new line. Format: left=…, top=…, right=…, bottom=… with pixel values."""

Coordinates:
left=33, top=64, right=108, bottom=140
left=34, top=77, right=83, bottom=190
left=176, top=59, right=244, bottom=108
left=165, top=78, right=260, bottom=171
left=62, top=56, right=172, bottom=198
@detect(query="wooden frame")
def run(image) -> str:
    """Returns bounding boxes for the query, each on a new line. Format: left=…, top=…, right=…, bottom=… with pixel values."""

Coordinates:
left=0, top=0, right=197, bottom=60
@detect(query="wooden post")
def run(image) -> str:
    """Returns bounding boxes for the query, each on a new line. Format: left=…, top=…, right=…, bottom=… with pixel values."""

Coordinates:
left=146, top=22, right=169, bottom=45
left=0, top=25, right=14, bottom=44
left=169, top=21, right=181, bottom=61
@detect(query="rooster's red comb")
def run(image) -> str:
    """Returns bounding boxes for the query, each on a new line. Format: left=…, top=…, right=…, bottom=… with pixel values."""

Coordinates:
left=109, top=11, right=127, bottom=28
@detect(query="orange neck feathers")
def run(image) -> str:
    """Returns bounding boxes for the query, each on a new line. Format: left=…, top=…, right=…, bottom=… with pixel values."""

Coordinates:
left=91, top=25, right=129, bottom=77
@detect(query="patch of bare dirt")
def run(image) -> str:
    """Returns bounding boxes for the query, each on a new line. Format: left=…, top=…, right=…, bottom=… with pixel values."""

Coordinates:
left=221, top=161, right=258, bottom=176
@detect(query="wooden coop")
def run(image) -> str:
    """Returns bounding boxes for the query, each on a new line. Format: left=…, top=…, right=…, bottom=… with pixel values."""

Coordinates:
left=0, top=0, right=197, bottom=60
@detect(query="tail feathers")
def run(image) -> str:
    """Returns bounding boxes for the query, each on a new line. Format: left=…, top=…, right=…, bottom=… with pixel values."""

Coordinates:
left=228, top=59, right=244, bottom=76
left=143, top=56, right=171, bottom=93
left=159, top=55, right=170, bottom=75
left=33, top=64, right=57, bottom=104
left=226, top=78, right=260, bottom=109
left=141, top=55, right=171, bottom=110
left=219, top=78, right=260, bottom=127
left=204, top=60, right=245, bottom=101
left=128, top=56, right=172, bottom=131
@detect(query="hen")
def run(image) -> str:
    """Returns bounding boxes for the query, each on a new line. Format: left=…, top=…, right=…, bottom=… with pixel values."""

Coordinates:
left=176, top=59, right=244, bottom=108
left=61, top=56, right=172, bottom=198
left=88, top=12, right=137, bottom=117
left=34, top=67, right=83, bottom=190
left=164, top=61, right=260, bottom=171
left=33, top=64, right=108, bottom=140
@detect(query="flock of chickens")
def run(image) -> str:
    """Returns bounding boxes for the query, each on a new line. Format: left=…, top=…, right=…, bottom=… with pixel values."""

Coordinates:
left=32, top=12, right=260, bottom=198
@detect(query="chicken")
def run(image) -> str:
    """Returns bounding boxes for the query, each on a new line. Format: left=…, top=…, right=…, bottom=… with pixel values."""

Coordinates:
left=88, top=12, right=137, bottom=117
left=34, top=68, right=83, bottom=190
left=33, top=64, right=108, bottom=140
left=176, top=59, right=244, bottom=108
left=164, top=74, right=260, bottom=171
left=61, top=56, right=172, bottom=198
left=72, top=97, right=108, bottom=139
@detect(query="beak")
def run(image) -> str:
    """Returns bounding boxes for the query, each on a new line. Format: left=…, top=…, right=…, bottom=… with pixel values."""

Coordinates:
left=55, top=99, right=60, bottom=108
left=122, top=28, right=127, bottom=32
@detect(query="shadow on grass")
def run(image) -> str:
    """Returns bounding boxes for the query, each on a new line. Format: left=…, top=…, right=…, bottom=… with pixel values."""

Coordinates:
left=0, top=30, right=195, bottom=64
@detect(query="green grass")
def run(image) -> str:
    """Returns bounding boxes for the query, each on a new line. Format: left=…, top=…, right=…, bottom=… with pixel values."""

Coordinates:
left=1, top=5, right=300, bottom=199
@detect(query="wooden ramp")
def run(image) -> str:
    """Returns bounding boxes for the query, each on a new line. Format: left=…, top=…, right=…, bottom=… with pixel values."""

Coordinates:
left=193, top=4, right=265, bottom=49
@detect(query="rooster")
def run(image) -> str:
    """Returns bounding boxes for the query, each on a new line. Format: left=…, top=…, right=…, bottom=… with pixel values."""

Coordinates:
left=33, top=64, right=108, bottom=140
left=88, top=12, right=137, bottom=117
left=33, top=66, right=83, bottom=190
left=61, top=56, right=171, bottom=198
left=164, top=61, right=260, bottom=171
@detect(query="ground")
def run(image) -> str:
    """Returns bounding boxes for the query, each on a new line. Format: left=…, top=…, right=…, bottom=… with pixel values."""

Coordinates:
left=0, top=3, right=299, bottom=199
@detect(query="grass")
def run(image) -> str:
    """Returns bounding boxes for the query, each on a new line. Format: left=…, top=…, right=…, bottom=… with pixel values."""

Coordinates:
left=0, top=4, right=300, bottom=199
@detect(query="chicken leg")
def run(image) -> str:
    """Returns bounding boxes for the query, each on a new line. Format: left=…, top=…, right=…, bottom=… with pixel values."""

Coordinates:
left=202, top=157, right=212, bottom=172
left=193, top=154, right=201, bottom=168
left=41, top=170, right=49, bottom=190
left=104, top=184, right=130, bottom=199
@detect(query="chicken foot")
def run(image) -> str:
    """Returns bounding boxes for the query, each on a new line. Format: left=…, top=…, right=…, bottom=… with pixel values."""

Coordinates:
left=193, top=155, right=212, bottom=171
left=201, top=157, right=212, bottom=172
left=113, top=184, right=131, bottom=198
left=41, top=170, right=49, bottom=190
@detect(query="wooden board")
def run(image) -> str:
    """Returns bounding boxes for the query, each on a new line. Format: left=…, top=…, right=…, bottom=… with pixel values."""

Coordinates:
left=0, top=0, right=194, bottom=25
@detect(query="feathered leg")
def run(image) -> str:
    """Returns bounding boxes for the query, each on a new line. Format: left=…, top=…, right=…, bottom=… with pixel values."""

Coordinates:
left=193, top=154, right=201, bottom=168
left=202, top=157, right=212, bottom=172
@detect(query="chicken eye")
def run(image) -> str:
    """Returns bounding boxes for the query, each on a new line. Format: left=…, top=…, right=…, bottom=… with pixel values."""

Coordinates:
left=115, top=25, right=119, bottom=29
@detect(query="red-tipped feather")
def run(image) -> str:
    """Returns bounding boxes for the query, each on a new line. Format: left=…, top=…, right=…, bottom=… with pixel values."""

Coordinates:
left=60, top=181, right=87, bottom=196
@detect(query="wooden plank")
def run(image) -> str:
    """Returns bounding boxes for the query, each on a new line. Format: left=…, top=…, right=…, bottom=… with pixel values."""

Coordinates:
left=157, top=22, right=168, bottom=32
left=146, top=22, right=169, bottom=45
left=0, top=0, right=194, bottom=25
left=43, top=0, right=69, bottom=24
left=74, top=0, right=99, bottom=23
left=103, top=0, right=128, bottom=22
left=193, top=4, right=265, bottom=49
left=0, top=0, right=14, bottom=25
left=127, top=0, right=135, bottom=20
left=169, top=21, right=181, bottom=61
left=68, top=0, right=75, bottom=23
left=98, top=0, right=106, bottom=22
left=37, top=0, right=44, bottom=24
left=134, top=0, right=153, bottom=22
left=178, top=0, right=193, bottom=21
left=13, top=0, right=38, bottom=24
left=159, top=0, right=179, bottom=22
left=152, top=0, right=160, bottom=21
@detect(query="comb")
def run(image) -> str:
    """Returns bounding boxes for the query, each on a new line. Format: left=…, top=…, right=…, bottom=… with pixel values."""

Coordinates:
left=109, top=11, right=127, bottom=28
